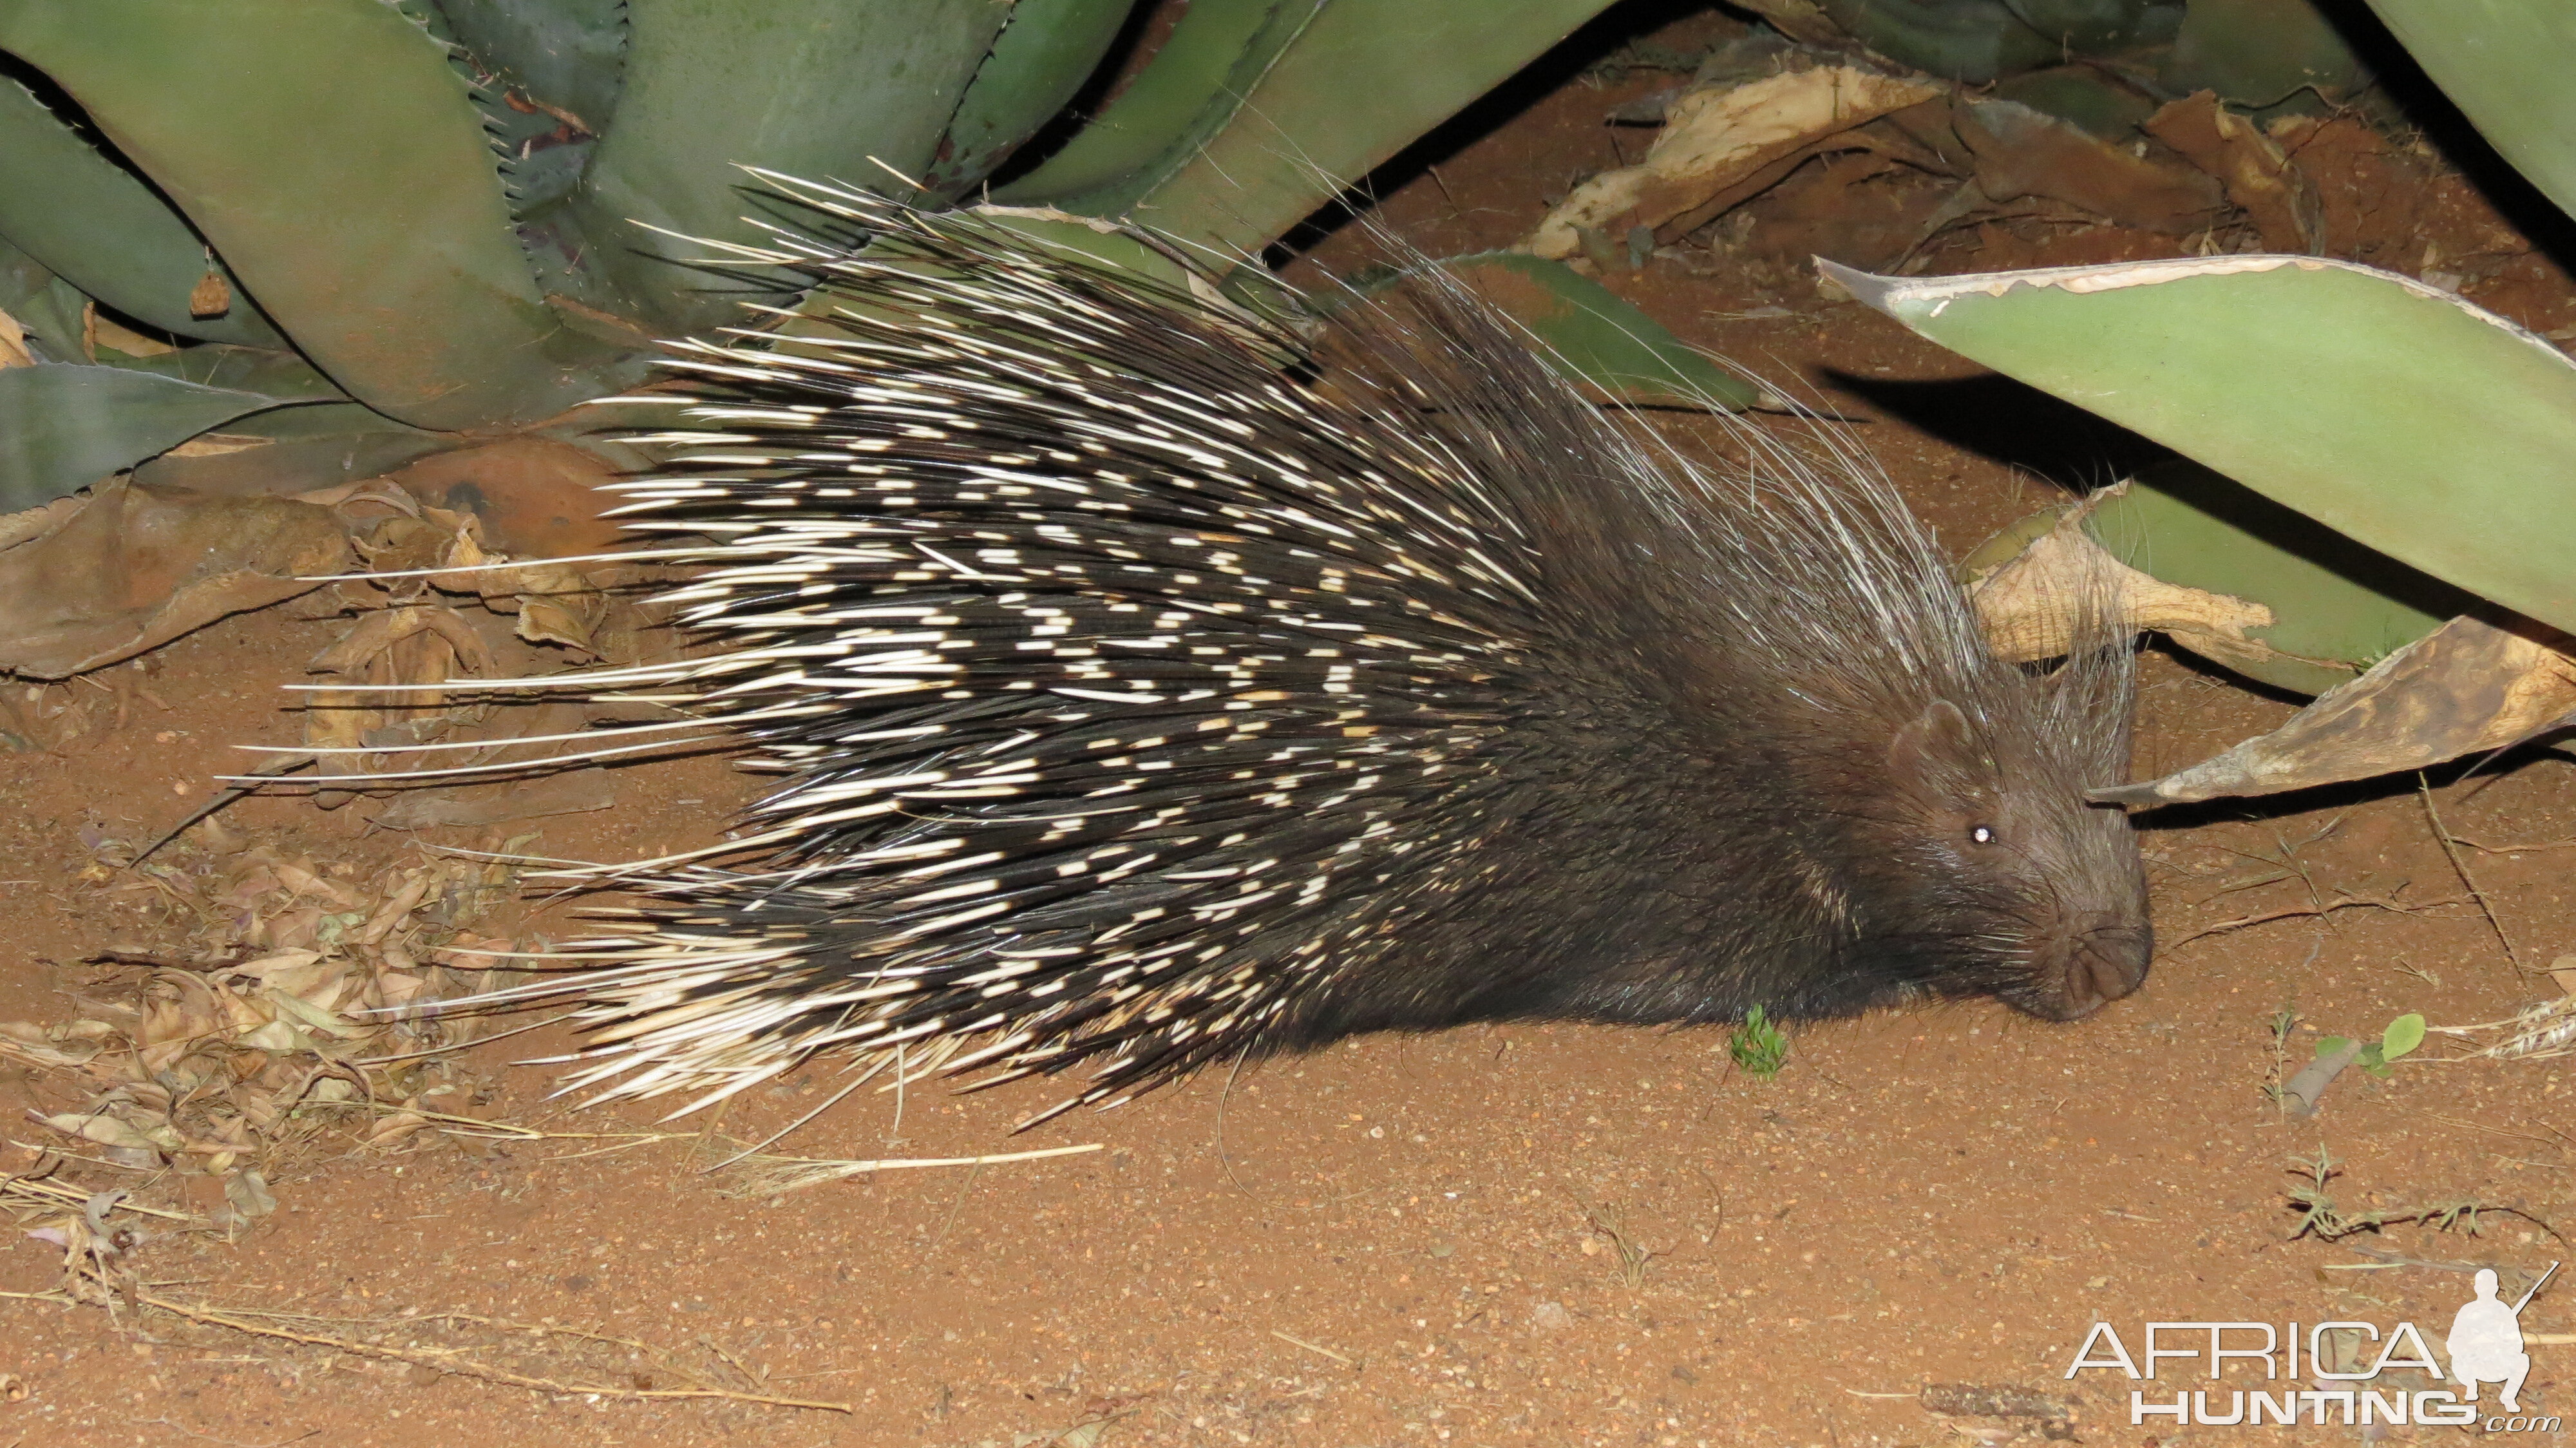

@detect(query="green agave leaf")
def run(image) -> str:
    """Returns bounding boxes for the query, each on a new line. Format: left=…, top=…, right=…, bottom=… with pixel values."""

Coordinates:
left=435, top=0, right=629, bottom=134
left=923, top=0, right=1135, bottom=198
left=83, top=343, right=345, bottom=401
left=2163, top=0, right=2370, bottom=110
left=2003, top=0, right=2183, bottom=52
left=2364, top=1, right=2576, bottom=222
left=1129, top=0, right=1616, bottom=258
left=1824, top=255, right=2576, bottom=636
left=410, top=0, right=631, bottom=320
left=0, top=71, right=282, bottom=348
left=198, top=400, right=434, bottom=444
left=0, top=364, right=327, bottom=512
left=572, top=0, right=1016, bottom=336
left=1988, top=65, right=2163, bottom=140
left=1426, top=254, right=1761, bottom=410
left=1815, top=0, right=2063, bottom=81
left=2080, top=460, right=2469, bottom=694
left=0, top=233, right=96, bottom=363
left=0, top=0, right=623, bottom=430
left=431, top=2, right=623, bottom=220
left=993, top=0, right=1317, bottom=211
left=967, top=210, right=1215, bottom=298
left=131, top=401, right=455, bottom=495
left=1002, top=0, right=1615, bottom=262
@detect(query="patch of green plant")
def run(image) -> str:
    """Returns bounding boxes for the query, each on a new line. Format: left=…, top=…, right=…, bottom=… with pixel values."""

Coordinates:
left=1583, top=1202, right=1654, bottom=1288
left=2313, top=1011, right=2427, bottom=1079
left=2263, top=1004, right=2299, bottom=1108
left=1729, top=1004, right=1788, bottom=1079
left=2284, top=1143, right=2506, bottom=1242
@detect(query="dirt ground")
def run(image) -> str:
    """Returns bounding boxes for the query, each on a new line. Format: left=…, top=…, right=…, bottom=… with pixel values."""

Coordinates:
left=8, top=7, right=2576, bottom=1447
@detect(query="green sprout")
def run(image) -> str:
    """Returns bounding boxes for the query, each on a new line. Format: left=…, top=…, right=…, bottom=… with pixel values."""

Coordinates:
left=1729, top=1005, right=1788, bottom=1079
left=2313, top=1012, right=2427, bottom=1080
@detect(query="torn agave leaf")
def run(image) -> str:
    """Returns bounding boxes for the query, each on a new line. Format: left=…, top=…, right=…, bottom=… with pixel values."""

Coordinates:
left=2098, top=613, right=2576, bottom=806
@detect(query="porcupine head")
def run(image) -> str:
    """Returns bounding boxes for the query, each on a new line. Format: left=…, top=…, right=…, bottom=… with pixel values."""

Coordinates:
left=437, top=181, right=2150, bottom=1119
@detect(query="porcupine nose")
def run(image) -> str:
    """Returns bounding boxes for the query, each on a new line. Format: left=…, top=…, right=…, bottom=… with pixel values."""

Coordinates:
left=2048, top=917, right=2150, bottom=1019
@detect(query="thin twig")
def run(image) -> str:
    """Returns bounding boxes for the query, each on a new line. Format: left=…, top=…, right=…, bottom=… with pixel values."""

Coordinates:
left=135, top=754, right=316, bottom=864
left=2170, top=892, right=2470, bottom=948
left=1271, top=1330, right=1354, bottom=1367
left=918, top=1156, right=987, bottom=1270
left=2420, top=773, right=2523, bottom=969
left=2454, top=833, right=2576, bottom=855
left=0, top=1172, right=196, bottom=1223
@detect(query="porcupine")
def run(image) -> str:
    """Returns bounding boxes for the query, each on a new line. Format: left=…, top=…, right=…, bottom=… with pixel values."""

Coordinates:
left=407, top=175, right=2148, bottom=1127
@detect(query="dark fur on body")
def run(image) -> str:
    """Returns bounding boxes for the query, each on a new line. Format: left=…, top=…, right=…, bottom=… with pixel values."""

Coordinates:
left=474, top=179, right=2147, bottom=1122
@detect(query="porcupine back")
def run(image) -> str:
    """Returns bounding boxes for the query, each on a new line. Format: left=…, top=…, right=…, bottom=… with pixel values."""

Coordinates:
left=446, top=176, right=2147, bottom=1125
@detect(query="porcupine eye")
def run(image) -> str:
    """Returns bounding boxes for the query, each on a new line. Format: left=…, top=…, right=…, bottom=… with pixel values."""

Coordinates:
left=1969, top=825, right=1996, bottom=845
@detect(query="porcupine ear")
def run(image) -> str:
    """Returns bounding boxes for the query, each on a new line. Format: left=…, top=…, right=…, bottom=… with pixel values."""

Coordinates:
left=1887, top=699, right=1996, bottom=802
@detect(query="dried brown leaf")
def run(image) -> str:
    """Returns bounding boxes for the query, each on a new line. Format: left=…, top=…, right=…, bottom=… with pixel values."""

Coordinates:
left=0, top=481, right=355, bottom=679
left=36, top=1111, right=164, bottom=1154
left=1528, top=67, right=1944, bottom=259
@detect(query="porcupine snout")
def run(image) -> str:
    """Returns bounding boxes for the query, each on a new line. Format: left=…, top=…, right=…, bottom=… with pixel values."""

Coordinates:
left=2033, top=912, right=2151, bottom=1020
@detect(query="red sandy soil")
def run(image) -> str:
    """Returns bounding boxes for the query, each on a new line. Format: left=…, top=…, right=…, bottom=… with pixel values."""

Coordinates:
left=5, top=8, right=2575, bottom=1446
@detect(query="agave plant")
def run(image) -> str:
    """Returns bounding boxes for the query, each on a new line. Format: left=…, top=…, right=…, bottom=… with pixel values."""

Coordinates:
left=0, top=0, right=1782, bottom=521
left=1830, top=0, right=2576, bottom=803
left=4, top=0, right=1829, bottom=686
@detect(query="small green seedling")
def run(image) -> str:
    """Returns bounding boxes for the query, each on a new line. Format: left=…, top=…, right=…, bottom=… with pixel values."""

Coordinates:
left=1730, top=1005, right=1788, bottom=1079
left=2314, top=1012, right=2427, bottom=1079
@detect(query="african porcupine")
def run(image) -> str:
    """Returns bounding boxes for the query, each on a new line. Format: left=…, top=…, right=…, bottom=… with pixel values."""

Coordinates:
left=413, top=176, right=2146, bottom=1124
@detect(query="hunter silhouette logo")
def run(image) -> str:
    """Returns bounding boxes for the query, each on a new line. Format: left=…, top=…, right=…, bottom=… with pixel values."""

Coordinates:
left=2448, top=1264, right=2553, bottom=1414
